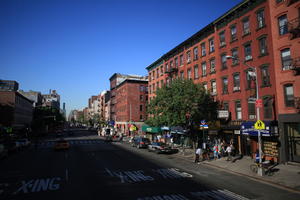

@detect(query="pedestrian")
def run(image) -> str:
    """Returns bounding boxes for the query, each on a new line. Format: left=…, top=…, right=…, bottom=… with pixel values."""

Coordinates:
left=225, top=144, right=233, bottom=161
left=195, top=147, right=202, bottom=163
left=213, top=144, right=219, bottom=160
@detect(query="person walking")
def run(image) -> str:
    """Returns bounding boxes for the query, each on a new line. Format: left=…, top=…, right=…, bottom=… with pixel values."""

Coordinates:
left=213, top=144, right=219, bottom=160
left=225, top=144, right=233, bottom=161
left=195, top=147, right=202, bottom=163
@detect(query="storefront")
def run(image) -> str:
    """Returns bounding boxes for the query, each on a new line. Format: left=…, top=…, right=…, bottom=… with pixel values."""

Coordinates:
left=141, top=125, right=161, bottom=141
left=241, top=121, right=279, bottom=162
left=279, top=114, right=300, bottom=163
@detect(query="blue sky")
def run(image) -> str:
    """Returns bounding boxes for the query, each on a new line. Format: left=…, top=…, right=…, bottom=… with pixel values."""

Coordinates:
left=0, top=0, right=241, bottom=115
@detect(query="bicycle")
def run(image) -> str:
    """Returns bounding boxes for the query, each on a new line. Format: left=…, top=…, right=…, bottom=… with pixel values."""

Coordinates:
left=250, top=161, right=275, bottom=176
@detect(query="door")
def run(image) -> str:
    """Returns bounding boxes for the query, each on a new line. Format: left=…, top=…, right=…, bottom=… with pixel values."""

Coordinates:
left=285, top=123, right=300, bottom=162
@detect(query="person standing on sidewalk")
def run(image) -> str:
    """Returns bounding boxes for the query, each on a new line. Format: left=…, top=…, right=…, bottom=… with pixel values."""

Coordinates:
left=225, top=144, right=233, bottom=161
left=195, top=147, right=202, bottom=163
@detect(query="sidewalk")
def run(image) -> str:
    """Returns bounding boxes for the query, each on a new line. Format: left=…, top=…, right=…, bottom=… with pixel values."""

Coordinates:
left=173, top=148, right=300, bottom=193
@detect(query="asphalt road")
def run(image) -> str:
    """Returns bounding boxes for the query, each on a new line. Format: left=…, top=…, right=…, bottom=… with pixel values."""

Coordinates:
left=1, top=129, right=299, bottom=200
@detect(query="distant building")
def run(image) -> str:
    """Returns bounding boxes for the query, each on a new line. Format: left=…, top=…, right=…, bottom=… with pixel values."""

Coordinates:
left=109, top=73, right=148, bottom=135
left=0, top=91, right=33, bottom=130
left=0, top=80, right=19, bottom=91
left=18, top=90, right=42, bottom=107
left=42, top=89, right=60, bottom=110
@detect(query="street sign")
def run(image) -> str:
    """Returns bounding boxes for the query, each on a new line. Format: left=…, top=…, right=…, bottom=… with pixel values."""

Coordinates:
left=254, top=120, right=265, bottom=130
left=217, top=110, right=229, bottom=118
left=255, top=99, right=263, bottom=108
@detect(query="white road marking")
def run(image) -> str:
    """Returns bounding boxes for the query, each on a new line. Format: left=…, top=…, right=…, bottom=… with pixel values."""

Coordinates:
left=14, top=177, right=61, bottom=194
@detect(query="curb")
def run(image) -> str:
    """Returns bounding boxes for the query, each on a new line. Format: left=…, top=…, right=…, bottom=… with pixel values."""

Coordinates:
left=172, top=153, right=300, bottom=194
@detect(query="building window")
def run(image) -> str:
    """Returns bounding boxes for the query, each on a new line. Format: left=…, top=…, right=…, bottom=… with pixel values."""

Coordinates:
left=235, top=101, right=242, bottom=120
left=170, top=60, right=174, bottom=69
left=284, top=84, right=294, bottom=107
left=222, top=77, right=228, bottom=94
left=209, top=38, right=215, bottom=53
left=156, top=69, right=159, bottom=78
left=248, top=100, right=256, bottom=120
left=223, top=102, right=229, bottom=110
left=187, top=68, right=192, bottom=79
left=140, top=105, right=143, bottom=111
left=231, top=48, right=239, bottom=65
left=263, top=96, right=273, bottom=119
left=219, top=31, right=226, bottom=47
left=160, top=66, right=164, bottom=76
left=165, top=63, right=169, bottom=72
left=221, top=54, right=227, bottom=70
left=210, top=58, right=216, bottom=73
left=140, top=115, right=143, bottom=121
left=211, top=80, right=217, bottom=95
left=257, top=9, right=265, bottom=29
left=261, top=65, right=270, bottom=87
left=230, top=25, right=237, bottom=41
left=140, top=85, right=144, bottom=92
left=244, top=43, right=252, bottom=61
left=276, top=0, right=283, bottom=3
left=140, top=95, right=143, bottom=101
left=243, top=18, right=250, bottom=35
left=193, top=47, right=199, bottom=60
left=203, top=82, right=208, bottom=92
left=175, top=57, right=178, bottom=68
left=281, top=48, right=292, bottom=70
left=278, top=14, right=288, bottom=35
left=194, top=65, right=199, bottom=79
left=202, top=62, right=207, bottom=77
left=180, top=71, right=184, bottom=79
left=233, top=73, right=240, bottom=91
left=201, top=43, right=206, bottom=57
left=180, top=54, right=184, bottom=66
left=187, top=51, right=191, bottom=63
left=246, top=70, right=254, bottom=90
left=161, top=80, right=164, bottom=88
left=258, top=36, right=268, bottom=56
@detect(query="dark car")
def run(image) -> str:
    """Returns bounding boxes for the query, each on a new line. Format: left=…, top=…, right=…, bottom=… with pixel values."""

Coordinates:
left=148, top=142, right=173, bottom=154
left=132, top=137, right=150, bottom=149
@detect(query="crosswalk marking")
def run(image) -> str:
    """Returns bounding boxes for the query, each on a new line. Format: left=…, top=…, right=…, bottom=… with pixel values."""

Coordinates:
left=37, top=140, right=104, bottom=148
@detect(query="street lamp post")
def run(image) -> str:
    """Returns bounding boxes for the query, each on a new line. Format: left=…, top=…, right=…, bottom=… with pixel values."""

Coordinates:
left=226, top=55, right=263, bottom=176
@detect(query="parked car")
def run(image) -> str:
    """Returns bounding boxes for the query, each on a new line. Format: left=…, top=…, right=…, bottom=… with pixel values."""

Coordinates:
left=148, top=142, right=173, bottom=154
left=132, top=137, right=150, bottom=149
left=0, top=144, right=8, bottom=159
left=16, top=139, right=31, bottom=148
left=54, top=139, right=70, bottom=150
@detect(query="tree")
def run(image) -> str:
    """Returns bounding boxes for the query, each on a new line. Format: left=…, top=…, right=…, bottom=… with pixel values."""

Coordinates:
left=146, top=78, right=218, bottom=132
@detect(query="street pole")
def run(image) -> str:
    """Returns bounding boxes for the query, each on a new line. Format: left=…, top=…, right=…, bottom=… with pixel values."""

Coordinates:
left=254, top=67, right=263, bottom=176
left=226, top=55, right=263, bottom=176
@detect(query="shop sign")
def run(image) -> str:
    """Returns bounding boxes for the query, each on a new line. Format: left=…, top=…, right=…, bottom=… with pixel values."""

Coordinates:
left=234, top=130, right=240, bottom=135
left=217, top=110, right=229, bottom=118
left=241, top=121, right=277, bottom=136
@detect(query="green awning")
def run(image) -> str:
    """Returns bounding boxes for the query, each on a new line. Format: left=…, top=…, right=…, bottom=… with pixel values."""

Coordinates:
left=142, top=125, right=161, bottom=133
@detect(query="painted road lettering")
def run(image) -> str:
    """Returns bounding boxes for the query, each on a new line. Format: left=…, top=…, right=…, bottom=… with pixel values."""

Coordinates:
left=14, top=177, right=61, bottom=194
left=137, top=194, right=189, bottom=200
left=152, top=168, right=193, bottom=179
left=105, top=168, right=154, bottom=183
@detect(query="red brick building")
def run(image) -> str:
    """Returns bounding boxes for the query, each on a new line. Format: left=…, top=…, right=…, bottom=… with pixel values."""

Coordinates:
left=146, top=0, right=300, bottom=162
left=269, top=0, right=300, bottom=162
left=109, top=73, right=148, bottom=135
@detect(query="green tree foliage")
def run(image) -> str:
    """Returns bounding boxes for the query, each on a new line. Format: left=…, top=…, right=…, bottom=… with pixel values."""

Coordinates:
left=146, top=79, right=218, bottom=130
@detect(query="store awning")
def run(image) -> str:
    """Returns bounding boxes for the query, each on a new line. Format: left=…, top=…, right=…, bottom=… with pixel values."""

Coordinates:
left=142, top=125, right=161, bottom=133
left=170, top=126, right=188, bottom=134
left=241, top=121, right=278, bottom=137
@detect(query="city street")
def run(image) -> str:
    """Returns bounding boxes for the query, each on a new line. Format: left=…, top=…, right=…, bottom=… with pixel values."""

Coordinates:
left=0, top=130, right=299, bottom=200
